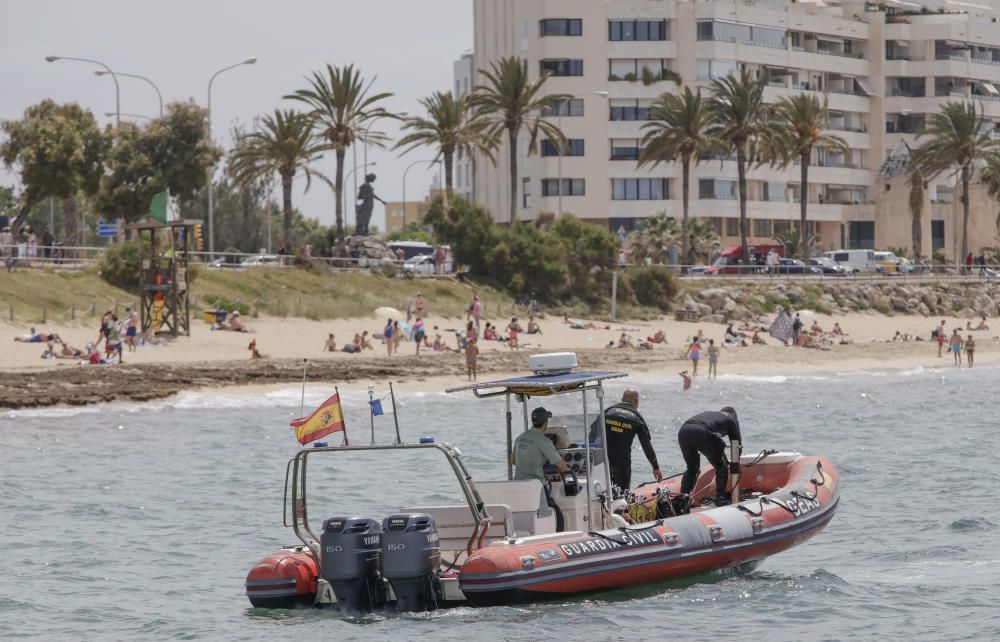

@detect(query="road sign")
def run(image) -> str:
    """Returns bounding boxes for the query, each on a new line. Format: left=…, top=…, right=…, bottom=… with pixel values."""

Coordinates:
left=96, top=220, right=119, bottom=238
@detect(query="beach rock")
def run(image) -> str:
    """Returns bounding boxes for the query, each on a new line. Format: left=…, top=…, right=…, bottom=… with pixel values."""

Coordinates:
left=722, top=297, right=738, bottom=313
left=917, top=302, right=931, bottom=317
left=958, top=307, right=977, bottom=318
left=702, top=314, right=725, bottom=324
left=786, top=286, right=807, bottom=302
left=872, top=295, right=892, bottom=314
left=682, top=295, right=697, bottom=310
left=696, top=303, right=713, bottom=317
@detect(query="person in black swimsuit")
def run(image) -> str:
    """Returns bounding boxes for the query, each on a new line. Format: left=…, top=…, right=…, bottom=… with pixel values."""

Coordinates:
left=589, top=388, right=662, bottom=493
left=678, top=407, right=742, bottom=506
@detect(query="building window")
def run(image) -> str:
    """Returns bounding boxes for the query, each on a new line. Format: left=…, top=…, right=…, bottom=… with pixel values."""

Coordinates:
left=610, top=139, right=640, bottom=160
left=773, top=220, right=791, bottom=235
left=544, top=98, right=584, bottom=117
left=609, top=20, right=667, bottom=41
left=540, top=59, right=584, bottom=77
left=612, top=178, right=667, bottom=200
left=726, top=218, right=740, bottom=237
left=753, top=219, right=773, bottom=237
left=699, top=179, right=737, bottom=200
left=697, top=60, right=740, bottom=81
left=541, top=139, right=585, bottom=157
left=763, top=182, right=788, bottom=202
left=542, top=178, right=586, bottom=196
left=931, top=220, right=945, bottom=250
left=522, top=177, right=531, bottom=209
left=541, top=19, right=582, bottom=37
left=609, top=58, right=670, bottom=82
left=609, top=102, right=652, bottom=121
left=847, top=221, right=875, bottom=250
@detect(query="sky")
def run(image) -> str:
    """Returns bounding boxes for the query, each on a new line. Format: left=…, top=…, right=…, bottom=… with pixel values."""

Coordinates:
left=1, top=0, right=473, bottom=233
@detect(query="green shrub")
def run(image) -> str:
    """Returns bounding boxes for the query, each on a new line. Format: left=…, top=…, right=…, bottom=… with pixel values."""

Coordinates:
left=625, top=265, right=677, bottom=311
left=98, top=241, right=140, bottom=290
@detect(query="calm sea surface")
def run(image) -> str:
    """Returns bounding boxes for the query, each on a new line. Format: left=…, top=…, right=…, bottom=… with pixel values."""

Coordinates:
left=2, top=365, right=998, bottom=641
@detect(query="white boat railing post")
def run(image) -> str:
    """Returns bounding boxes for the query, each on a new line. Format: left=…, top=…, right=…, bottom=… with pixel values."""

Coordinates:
left=505, top=393, right=513, bottom=481
left=596, top=383, right=613, bottom=507
left=582, top=386, right=594, bottom=529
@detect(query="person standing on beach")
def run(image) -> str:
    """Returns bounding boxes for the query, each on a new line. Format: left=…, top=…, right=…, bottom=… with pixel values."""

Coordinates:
left=124, top=307, right=138, bottom=352
left=966, top=335, right=975, bottom=367
left=467, top=295, right=482, bottom=330
left=792, top=313, right=803, bottom=347
left=685, top=338, right=701, bottom=376
left=950, top=329, right=963, bottom=366
left=384, top=319, right=394, bottom=356
left=465, top=336, right=478, bottom=381
left=707, top=339, right=719, bottom=379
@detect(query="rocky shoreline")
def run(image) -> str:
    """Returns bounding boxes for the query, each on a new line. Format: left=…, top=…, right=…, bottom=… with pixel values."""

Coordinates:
left=679, top=280, right=1000, bottom=323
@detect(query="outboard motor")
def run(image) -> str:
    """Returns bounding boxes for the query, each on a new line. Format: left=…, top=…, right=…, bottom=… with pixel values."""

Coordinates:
left=380, top=513, right=441, bottom=612
left=320, top=516, right=383, bottom=612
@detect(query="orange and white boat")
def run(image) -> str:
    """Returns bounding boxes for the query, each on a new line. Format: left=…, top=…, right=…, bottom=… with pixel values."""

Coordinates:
left=245, top=353, right=839, bottom=611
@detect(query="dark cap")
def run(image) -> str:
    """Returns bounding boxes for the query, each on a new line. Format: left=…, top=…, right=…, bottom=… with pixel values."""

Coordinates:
left=531, top=407, right=552, bottom=427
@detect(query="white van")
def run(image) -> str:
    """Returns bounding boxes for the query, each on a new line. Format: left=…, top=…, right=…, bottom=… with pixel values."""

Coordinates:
left=823, top=249, right=876, bottom=273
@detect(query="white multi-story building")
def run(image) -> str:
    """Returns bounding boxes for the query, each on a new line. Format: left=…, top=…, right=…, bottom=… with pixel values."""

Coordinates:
left=470, top=0, right=1000, bottom=258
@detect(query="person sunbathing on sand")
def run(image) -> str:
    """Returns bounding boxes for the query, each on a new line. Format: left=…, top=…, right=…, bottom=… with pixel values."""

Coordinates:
left=15, top=327, right=60, bottom=343
left=752, top=330, right=767, bottom=345
left=810, top=321, right=823, bottom=335
left=526, top=316, right=542, bottom=335
left=832, top=322, right=844, bottom=336
left=617, top=333, right=635, bottom=349
left=649, top=330, right=667, bottom=344
left=228, top=312, right=249, bottom=332
left=324, top=333, right=337, bottom=352
left=248, top=339, right=264, bottom=359
left=967, top=315, right=990, bottom=331
left=52, top=341, right=85, bottom=359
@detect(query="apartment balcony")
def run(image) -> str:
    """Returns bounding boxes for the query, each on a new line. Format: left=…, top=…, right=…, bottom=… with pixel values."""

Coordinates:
left=607, top=41, right=677, bottom=59
left=763, top=85, right=870, bottom=113
left=693, top=1, right=869, bottom=41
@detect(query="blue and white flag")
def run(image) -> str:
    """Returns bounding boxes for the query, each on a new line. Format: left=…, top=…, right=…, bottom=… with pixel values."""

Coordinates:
left=369, top=399, right=384, bottom=416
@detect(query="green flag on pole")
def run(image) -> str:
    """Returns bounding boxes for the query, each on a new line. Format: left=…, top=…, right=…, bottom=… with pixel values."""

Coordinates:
left=150, top=190, right=168, bottom=223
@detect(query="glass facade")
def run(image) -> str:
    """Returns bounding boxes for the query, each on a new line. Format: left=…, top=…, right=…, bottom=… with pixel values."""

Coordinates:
left=848, top=221, right=875, bottom=249
left=612, top=178, right=667, bottom=200
left=541, top=178, right=586, bottom=196
left=540, top=19, right=582, bottom=36
left=699, top=179, right=737, bottom=200
left=609, top=103, right=652, bottom=121
left=610, top=139, right=640, bottom=160
left=697, top=59, right=739, bottom=81
left=543, top=98, right=584, bottom=117
left=541, top=139, right=585, bottom=157
left=609, top=20, right=667, bottom=41
left=540, top=59, right=584, bottom=76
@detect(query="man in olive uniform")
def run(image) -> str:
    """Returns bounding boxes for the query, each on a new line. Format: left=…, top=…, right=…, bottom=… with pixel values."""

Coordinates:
left=513, top=406, right=570, bottom=531
left=589, top=388, right=662, bottom=492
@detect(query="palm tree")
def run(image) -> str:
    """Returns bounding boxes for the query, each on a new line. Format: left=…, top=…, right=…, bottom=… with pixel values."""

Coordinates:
left=469, top=56, right=569, bottom=223
left=911, top=101, right=1000, bottom=262
left=286, top=64, right=394, bottom=244
left=764, top=94, right=847, bottom=259
left=639, top=86, right=715, bottom=265
left=394, top=91, right=495, bottom=201
left=978, top=153, right=1000, bottom=232
left=708, top=69, right=769, bottom=265
left=687, top=218, right=722, bottom=264
left=907, top=168, right=926, bottom=262
left=625, top=213, right=678, bottom=264
left=227, top=110, right=327, bottom=250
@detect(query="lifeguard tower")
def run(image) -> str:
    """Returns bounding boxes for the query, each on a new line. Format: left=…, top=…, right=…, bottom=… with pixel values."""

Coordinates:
left=127, top=220, right=201, bottom=337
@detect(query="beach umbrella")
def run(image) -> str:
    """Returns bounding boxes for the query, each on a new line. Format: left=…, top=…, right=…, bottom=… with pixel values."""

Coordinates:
left=375, top=306, right=404, bottom=320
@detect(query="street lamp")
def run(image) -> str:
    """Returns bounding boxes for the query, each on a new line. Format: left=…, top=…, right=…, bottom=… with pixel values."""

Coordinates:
left=343, top=161, right=378, bottom=226
left=46, top=55, right=120, bottom=124
left=206, top=56, right=257, bottom=257
left=95, top=70, right=163, bottom=116
left=556, top=91, right=608, bottom=217
left=402, top=159, right=439, bottom=229
left=106, top=112, right=152, bottom=122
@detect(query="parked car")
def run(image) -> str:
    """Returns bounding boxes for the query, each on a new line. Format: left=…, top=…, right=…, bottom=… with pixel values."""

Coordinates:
left=240, top=254, right=283, bottom=267
left=807, top=257, right=849, bottom=276
left=775, top=258, right=822, bottom=275
left=686, top=265, right=709, bottom=275
left=401, top=253, right=435, bottom=276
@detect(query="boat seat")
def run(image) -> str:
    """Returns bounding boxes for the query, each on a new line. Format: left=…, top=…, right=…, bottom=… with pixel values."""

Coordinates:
left=477, top=479, right=557, bottom=537
left=399, top=504, right=513, bottom=553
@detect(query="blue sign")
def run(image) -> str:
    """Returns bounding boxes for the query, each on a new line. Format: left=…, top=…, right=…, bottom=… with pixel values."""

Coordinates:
left=96, top=220, right=118, bottom=237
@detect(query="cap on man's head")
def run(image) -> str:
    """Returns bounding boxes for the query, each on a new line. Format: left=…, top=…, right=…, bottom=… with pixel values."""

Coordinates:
left=531, top=407, right=552, bottom=427
left=720, top=406, right=738, bottom=421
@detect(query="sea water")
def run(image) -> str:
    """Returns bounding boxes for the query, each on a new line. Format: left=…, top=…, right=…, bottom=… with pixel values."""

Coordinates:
left=1, top=366, right=998, bottom=641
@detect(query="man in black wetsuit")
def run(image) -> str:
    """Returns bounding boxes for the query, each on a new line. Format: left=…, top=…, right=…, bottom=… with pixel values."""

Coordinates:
left=678, top=407, right=742, bottom=506
left=589, top=388, right=662, bottom=492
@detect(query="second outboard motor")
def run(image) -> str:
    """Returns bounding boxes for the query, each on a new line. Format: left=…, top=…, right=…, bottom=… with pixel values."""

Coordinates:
left=320, top=516, right=383, bottom=612
left=380, top=513, right=441, bottom=612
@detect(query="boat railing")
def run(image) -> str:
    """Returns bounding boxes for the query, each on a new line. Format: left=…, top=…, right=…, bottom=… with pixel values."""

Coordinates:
left=285, top=441, right=488, bottom=564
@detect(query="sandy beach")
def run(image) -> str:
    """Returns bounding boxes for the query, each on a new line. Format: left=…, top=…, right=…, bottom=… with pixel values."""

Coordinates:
left=1, top=308, right=994, bottom=408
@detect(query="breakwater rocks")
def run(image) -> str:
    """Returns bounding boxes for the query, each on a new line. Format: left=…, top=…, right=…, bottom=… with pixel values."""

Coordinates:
left=678, top=281, right=1000, bottom=322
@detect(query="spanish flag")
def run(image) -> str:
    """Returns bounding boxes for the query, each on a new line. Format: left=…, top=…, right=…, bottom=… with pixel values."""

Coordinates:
left=290, top=392, right=345, bottom=445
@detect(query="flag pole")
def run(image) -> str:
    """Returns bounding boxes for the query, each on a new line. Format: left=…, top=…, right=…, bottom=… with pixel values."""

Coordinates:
left=389, top=381, right=402, bottom=444
left=298, top=359, right=308, bottom=419
left=368, top=385, right=375, bottom=445
left=336, top=385, right=349, bottom=446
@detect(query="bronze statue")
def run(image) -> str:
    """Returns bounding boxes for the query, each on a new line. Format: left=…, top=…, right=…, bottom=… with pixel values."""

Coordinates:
left=354, top=173, right=385, bottom=236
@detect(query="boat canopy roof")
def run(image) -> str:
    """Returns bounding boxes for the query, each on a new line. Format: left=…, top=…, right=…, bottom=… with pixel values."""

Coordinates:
left=446, top=371, right=626, bottom=397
